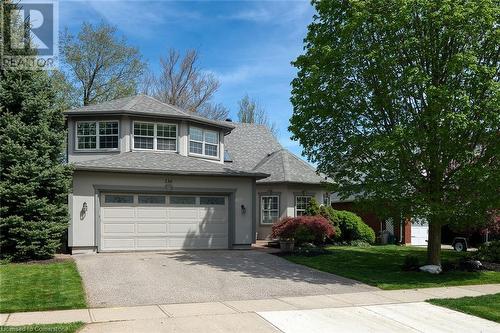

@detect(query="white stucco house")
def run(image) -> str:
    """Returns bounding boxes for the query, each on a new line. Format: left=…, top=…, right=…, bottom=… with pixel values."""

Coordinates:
left=66, top=95, right=328, bottom=254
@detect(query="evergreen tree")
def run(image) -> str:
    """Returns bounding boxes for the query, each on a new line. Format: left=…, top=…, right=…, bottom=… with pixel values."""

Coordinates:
left=0, top=1, right=73, bottom=261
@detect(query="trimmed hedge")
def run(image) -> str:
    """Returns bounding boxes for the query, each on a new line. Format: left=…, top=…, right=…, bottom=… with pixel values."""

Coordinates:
left=330, top=210, right=376, bottom=244
left=271, top=215, right=334, bottom=245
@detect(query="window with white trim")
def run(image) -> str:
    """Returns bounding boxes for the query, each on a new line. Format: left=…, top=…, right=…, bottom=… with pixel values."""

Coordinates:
left=295, top=195, right=312, bottom=216
left=76, top=121, right=119, bottom=150
left=189, top=126, right=219, bottom=157
left=261, top=196, right=279, bottom=225
left=133, top=122, right=177, bottom=151
left=322, top=192, right=331, bottom=206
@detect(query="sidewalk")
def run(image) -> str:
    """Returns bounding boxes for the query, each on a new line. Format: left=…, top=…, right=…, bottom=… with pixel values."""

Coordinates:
left=1, top=284, right=499, bottom=327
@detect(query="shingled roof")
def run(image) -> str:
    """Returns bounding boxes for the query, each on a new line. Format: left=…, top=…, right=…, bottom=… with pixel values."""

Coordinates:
left=224, top=123, right=325, bottom=184
left=65, top=94, right=234, bottom=132
left=73, top=151, right=268, bottom=178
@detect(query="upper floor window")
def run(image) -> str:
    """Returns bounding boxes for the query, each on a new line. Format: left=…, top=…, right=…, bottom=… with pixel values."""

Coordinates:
left=76, top=121, right=119, bottom=150
left=189, top=127, right=219, bottom=157
left=133, top=122, right=177, bottom=151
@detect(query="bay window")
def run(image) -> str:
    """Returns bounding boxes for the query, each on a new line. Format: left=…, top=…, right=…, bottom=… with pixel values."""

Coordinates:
left=189, top=126, right=219, bottom=157
left=133, top=122, right=177, bottom=151
left=76, top=121, right=119, bottom=150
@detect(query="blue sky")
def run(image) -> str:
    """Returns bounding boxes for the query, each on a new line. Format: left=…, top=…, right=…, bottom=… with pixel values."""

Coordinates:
left=59, top=0, right=316, bottom=159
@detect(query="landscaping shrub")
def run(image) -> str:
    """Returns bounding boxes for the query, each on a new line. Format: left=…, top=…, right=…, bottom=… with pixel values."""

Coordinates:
left=330, top=210, right=376, bottom=244
left=349, top=240, right=371, bottom=247
left=476, top=241, right=500, bottom=263
left=318, top=205, right=342, bottom=240
left=305, top=197, right=321, bottom=216
left=271, top=215, right=334, bottom=245
left=402, top=254, right=420, bottom=271
left=293, top=243, right=330, bottom=256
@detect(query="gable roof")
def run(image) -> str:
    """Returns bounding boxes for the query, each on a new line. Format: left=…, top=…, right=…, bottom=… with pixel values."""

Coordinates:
left=65, top=94, right=234, bottom=132
left=73, top=151, right=268, bottom=178
left=224, top=123, right=325, bottom=185
left=253, top=149, right=326, bottom=184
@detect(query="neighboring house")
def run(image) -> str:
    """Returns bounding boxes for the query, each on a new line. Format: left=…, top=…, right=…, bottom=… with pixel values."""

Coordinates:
left=330, top=194, right=415, bottom=245
left=224, top=123, right=330, bottom=240
left=65, top=95, right=328, bottom=253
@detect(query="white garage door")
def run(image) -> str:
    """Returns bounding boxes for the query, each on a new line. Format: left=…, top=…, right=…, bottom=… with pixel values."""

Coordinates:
left=411, top=218, right=429, bottom=246
left=100, top=193, right=228, bottom=251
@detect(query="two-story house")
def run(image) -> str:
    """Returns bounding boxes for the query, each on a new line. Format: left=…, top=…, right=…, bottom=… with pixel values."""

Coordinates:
left=65, top=95, right=328, bottom=254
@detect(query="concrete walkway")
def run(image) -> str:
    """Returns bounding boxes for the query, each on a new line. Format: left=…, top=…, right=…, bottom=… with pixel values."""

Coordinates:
left=1, top=284, right=499, bottom=331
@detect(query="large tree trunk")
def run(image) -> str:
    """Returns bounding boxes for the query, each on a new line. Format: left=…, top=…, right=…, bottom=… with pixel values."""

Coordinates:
left=427, top=222, right=442, bottom=265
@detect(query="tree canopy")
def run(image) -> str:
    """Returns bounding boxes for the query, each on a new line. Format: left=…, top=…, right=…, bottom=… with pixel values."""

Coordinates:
left=61, top=21, right=145, bottom=106
left=0, top=1, right=73, bottom=261
left=290, top=0, right=499, bottom=264
left=237, top=94, right=278, bottom=136
left=143, top=49, right=229, bottom=120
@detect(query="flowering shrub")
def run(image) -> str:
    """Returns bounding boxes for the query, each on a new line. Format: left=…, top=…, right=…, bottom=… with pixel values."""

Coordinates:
left=271, top=215, right=335, bottom=245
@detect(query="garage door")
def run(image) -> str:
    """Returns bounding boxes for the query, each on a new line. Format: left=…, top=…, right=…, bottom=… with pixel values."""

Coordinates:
left=100, top=193, right=228, bottom=251
left=411, top=218, right=428, bottom=246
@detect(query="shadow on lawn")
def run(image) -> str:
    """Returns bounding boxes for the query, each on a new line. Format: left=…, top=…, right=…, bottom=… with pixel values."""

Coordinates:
left=285, top=246, right=498, bottom=289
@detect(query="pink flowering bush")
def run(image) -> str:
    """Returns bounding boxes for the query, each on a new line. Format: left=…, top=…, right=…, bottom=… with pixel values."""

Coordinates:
left=271, top=215, right=335, bottom=245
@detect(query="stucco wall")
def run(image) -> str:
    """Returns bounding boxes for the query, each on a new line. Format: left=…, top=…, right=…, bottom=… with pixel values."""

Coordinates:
left=255, top=183, right=327, bottom=240
left=69, top=171, right=255, bottom=250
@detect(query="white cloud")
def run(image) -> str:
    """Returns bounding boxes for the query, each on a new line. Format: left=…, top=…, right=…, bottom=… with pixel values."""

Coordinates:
left=80, top=0, right=200, bottom=38
left=219, top=1, right=311, bottom=25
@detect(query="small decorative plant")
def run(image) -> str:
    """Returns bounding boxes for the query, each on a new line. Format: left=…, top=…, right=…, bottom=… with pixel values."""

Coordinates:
left=271, top=215, right=334, bottom=252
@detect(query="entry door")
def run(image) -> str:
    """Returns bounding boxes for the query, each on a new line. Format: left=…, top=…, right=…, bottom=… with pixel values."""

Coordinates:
left=100, top=193, right=229, bottom=251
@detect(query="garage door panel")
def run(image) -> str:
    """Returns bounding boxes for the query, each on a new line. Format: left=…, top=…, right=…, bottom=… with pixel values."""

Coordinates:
left=167, top=208, right=199, bottom=219
left=103, top=224, right=135, bottom=233
left=137, top=223, right=167, bottom=233
left=136, top=238, right=168, bottom=248
left=168, top=223, right=199, bottom=234
left=198, top=208, right=226, bottom=219
left=136, top=208, right=167, bottom=218
left=100, top=194, right=228, bottom=251
left=102, top=207, right=136, bottom=218
left=169, top=236, right=227, bottom=249
left=103, top=238, right=135, bottom=250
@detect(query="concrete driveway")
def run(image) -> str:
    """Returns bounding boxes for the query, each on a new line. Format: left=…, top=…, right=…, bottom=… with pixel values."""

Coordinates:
left=74, top=250, right=375, bottom=307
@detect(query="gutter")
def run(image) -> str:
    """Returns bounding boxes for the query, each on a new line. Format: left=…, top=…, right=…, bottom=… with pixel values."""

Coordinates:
left=73, top=165, right=270, bottom=179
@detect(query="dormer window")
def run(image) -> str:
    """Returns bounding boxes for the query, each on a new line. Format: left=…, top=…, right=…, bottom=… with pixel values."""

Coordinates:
left=189, top=126, right=219, bottom=158
left=76, top=121, right=119, bottom=150
left=133, top=121, right=177, bottom=151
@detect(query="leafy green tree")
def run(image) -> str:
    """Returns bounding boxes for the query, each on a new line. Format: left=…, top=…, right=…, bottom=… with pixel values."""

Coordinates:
left=0, top=1, right=73, bottom=261
left=61, top=21, right=145, bottom=106
left=290, top=0, right=499, bottom=264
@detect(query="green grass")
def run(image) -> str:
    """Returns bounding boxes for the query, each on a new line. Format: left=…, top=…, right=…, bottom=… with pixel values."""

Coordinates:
left=429, top=293, right=500, bottom=323
left=0, top=322, right=85, bottom=333
left=0, top=260, right=87, bottom=313
left=285, top=245, right=500, bottom=290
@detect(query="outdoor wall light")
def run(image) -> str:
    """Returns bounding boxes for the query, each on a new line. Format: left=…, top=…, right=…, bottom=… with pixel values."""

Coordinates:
left=241, top=204, right=246, bottom=214
left=80, top=202, right=88, bottom=220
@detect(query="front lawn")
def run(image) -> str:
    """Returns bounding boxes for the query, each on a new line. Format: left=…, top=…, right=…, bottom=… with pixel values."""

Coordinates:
left=0, top=260, right=87, bottom=313
left=285, top=245, right=500, bottom=290
left=428, top=293, right=500, bottom=323
left=0, top=322, right=85, bottom=333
